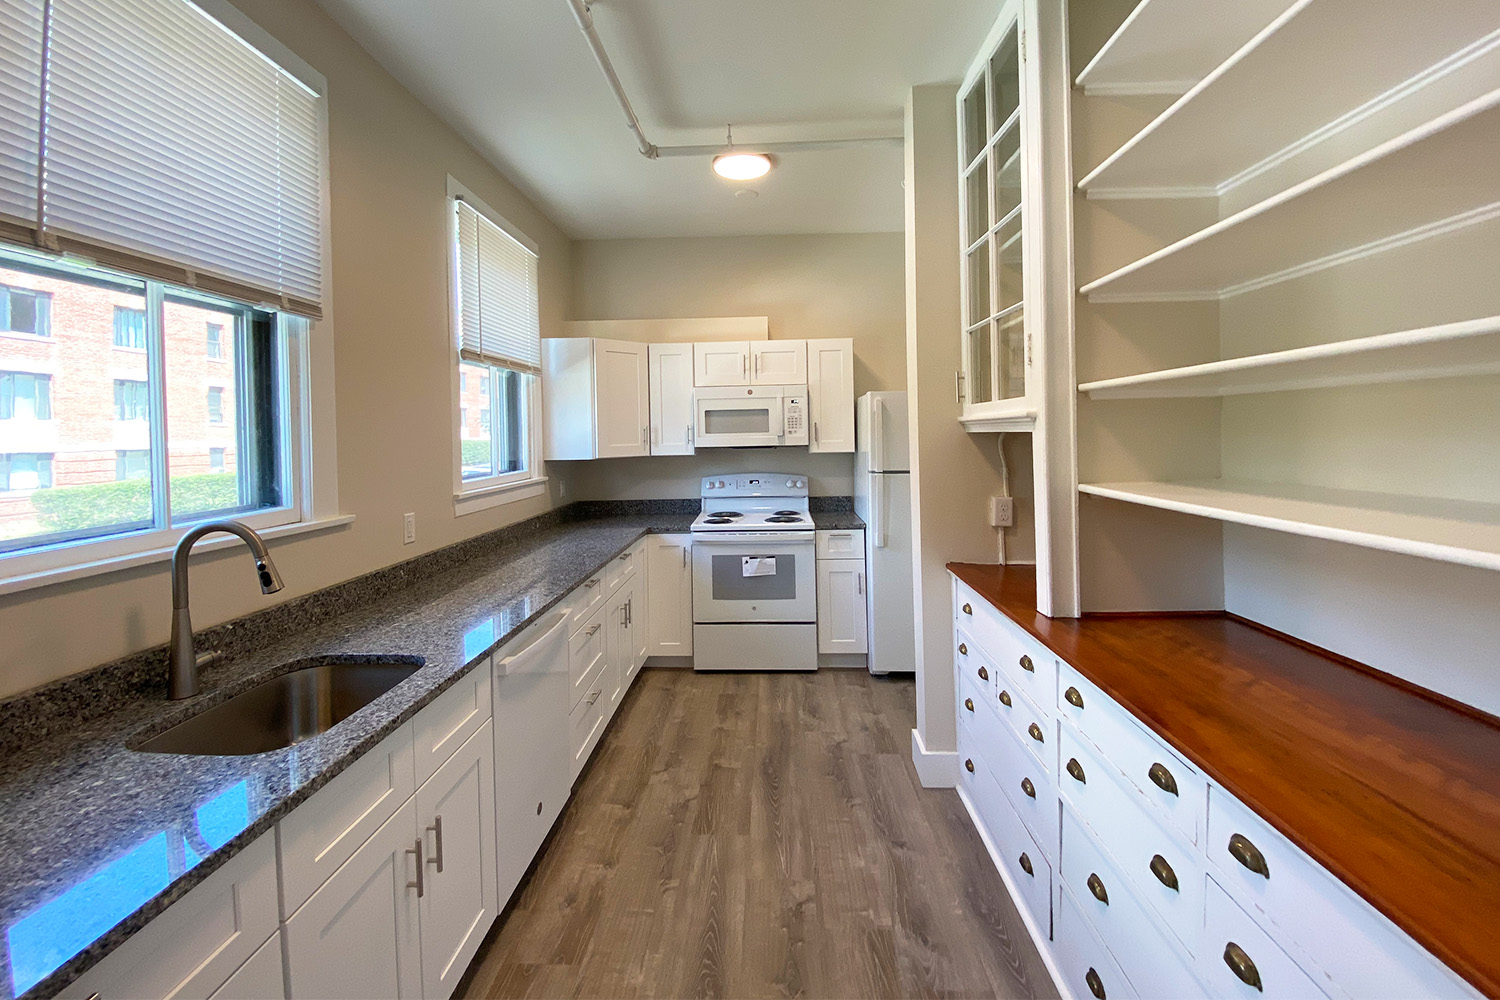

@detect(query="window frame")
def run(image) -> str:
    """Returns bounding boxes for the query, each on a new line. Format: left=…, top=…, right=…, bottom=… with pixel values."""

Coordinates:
left=445, top=177, right=546, bottom=514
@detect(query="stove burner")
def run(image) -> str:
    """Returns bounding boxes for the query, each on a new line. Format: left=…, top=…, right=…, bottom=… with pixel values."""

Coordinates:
left=766, top=515, right=803, bottom=523
left=710, top=511, right=744, bottom=518
left=703, top=517, right=735, bottom=525
left=774, top=510, right=801, bottom=516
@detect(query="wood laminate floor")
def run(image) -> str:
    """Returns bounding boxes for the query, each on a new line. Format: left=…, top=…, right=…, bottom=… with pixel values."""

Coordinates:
left=461, top=668, right=1057, bottom=1000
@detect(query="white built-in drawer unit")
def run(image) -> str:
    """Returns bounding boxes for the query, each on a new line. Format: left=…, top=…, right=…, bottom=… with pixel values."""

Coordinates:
left=1203, top=877, right=1329, bottom=999
left=569, top=604, right=608, bottom=712
left=959, top=711, right=1052, bottom=932
left=568, top=570, right=607, bottom=631
left=815, top=528, right=863, bottom=558
left=1054, top=886, right=1137, bottom=1000
left=955, top=579, right=1056, bottom=712
left=413, top=659, right=493, bottom=788
left=605, top=541, right=641, bottom=594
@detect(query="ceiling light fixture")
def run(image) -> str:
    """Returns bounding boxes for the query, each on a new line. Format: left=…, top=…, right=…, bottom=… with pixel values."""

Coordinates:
left=712, top=125, right=771, bottom=181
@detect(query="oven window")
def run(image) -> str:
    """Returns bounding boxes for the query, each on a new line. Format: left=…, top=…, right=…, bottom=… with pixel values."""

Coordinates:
left=709, top=553, right=797, bottom=600
left=702, top=406, right=771, bottom=435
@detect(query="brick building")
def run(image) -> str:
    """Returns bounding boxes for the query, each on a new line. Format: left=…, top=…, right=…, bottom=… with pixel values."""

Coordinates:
left=0, top=265, right=239, bottom=540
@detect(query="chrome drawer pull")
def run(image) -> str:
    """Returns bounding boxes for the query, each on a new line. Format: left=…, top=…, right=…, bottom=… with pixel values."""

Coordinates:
left=1066, top=757, right=1086, bottom=783
left=1020, top=776, right=1036, bottom=798
left=1148, top=762, right=1179, bottom=796
left=1027, top=722, right=1044, bottom=743
left=1085, top=967, right=1106, bottom=999
left=1223, top=942, right=1263, bottom=992
left=585, top=578, right=601, bottom=589
left=1149, top=853, right=1179, bottom=891
left=977, top=666, right=989, bottom=681
left=964, top=697, right=975, bottom=713
left=1064, top=686, right=1083, bottom=709
left=965, top=758, right=975, bottom=773
left=1018, top=852, right=1033, bottom=876
left=958, top=642, right=968, bottom=655
left=587, top=624, right=602, bottom=636
left=962, top=602, right=973, bottom=615
left=1086, top=872, right=1108, bottom=905
left=1228, top=833, right=1270, bottom=878
left=1019, top=654, right=1034, bottom=672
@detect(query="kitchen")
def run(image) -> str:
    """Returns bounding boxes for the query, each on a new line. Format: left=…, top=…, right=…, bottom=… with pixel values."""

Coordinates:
left=1, top=1, right=1498, bottom=999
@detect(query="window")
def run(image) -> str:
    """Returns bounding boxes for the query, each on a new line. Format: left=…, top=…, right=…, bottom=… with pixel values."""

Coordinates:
left=115, top=450, right=150, bottom=481
left=206, top=387, right=225, bottom=424
left=206, top=323, right=224, bottom=359
left=0, top=372, right=51, bottom=420
left=0, top=286, right=51, bottom=337
left=451, top=186, right=542, bottom=499
left=113, top=380, right=148, bottom=421
left=0, top=454, right=53, bottom=492
left=113, top=307, right=147, bottom=350
left=209, top=447, right=225, bottom=473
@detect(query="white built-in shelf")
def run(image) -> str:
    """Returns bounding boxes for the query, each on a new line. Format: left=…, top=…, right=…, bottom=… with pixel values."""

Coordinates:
left=1079, top=1, right=1500, bottom=197
left=1079, top=316, right=1500, bottom=399
left=1074, top=0, right=1292, bottom=97
left=1079, top=87, right=1500, bottom=302
left=1080, top=479, right=1500, bottom=572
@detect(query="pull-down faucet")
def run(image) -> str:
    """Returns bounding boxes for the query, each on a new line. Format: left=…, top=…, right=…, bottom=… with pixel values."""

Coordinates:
left=168, top=519, right=284, bottom=699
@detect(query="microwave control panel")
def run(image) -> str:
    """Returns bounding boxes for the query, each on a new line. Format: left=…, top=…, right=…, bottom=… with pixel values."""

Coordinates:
left=784, top=397, right=805, bottom=435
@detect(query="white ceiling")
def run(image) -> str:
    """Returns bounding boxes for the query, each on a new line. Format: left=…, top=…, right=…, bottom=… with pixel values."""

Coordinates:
left=312, top=0, right=998, bottom=239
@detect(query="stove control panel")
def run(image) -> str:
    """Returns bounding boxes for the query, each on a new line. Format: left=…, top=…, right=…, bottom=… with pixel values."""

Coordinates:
left=700, top=473, right=808, bottom=498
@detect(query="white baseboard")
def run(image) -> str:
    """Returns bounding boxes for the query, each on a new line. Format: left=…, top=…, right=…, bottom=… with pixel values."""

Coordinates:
left=956, top=786, right=1068, bottom=999
left=911, top=728, right=959, bottom=788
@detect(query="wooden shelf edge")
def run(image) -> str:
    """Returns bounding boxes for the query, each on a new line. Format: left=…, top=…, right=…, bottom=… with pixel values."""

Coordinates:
left=1079, top=480, right=1500, bottom=572
left=1077, top=316, right=1500, bottom=398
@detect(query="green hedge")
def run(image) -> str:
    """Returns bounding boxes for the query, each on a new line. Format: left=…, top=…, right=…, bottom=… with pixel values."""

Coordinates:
left=461, top=439, right=490, bottom=466
left=31, top=473, right=240, bottom=531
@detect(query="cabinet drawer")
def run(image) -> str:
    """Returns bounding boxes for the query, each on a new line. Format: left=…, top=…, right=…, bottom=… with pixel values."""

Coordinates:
left=413, top=659, right=492, bottom=788
left=1206, top=786, right=1470, bottom=999
left=960, top=715, right=1052, bottom=933
left=955, top=627, right=994, bottom=704
left=279, top=723, right=415, bottom=915
left=569, top=680, right=608, bottom=782
left=1061, top=806, right=1202, bottom=1000
left=955, top=582, right=1056, bottom=711
left=1204, top=877, right=1330, bottom=999
left=962, top=703, right=1058, bottom=859
left=1057, top=660, right=1205, bottom=845
left=604, top=544, right=640, bottom=594
left=569, top=604, right=608, bottom=711
left=816, top=529, right=863, bottom=558
left=568, top=573, right=607, bottom=632
left=1055, top=886, right=1138, bottom=1000
left=1059, top=726, right=1203, bottom=953
left=60, top=834, right=279, bottom=1000
left=209, top=928, right=285, bottom=1000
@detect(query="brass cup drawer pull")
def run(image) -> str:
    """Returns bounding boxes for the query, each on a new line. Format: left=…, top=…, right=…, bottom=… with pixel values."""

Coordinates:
left=964, top=697, right=975, bottom=713
left=1228, top=833, right=1270, bottom=878
left=1064, top=686, right=1084, bottom=709
left=1085, top=967, right=1106, bottom=999
left=1086, top=872, right=1108, bottom=905
left=1019, top=654, right=1034, bottom=672
left=977, top=665, right=989, bottom=681
left=1148, top=762, right=1179, bottom=796
left=958, top=642, right=968, bottom=655
left=965, top=758, right=975, bottom=773
left=1066, top=757, right=1086, bottom=783
left=962, top=602, right=973, bottom=615
left=1223, top=942, right=1263, bottom=992
left=1027, top=722, right=1045, bottom=743
left=1018, top=852, right=1033, bottom=876
left=999, top=689, right=1012, bottom=707
left=1149, top=853, right=1179, bottom=891
left=1020, top=776, right=1036, bottom=798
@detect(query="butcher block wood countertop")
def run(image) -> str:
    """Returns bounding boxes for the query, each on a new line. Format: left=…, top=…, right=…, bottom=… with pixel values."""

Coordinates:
left=947, top=562, right=1500, bottom=997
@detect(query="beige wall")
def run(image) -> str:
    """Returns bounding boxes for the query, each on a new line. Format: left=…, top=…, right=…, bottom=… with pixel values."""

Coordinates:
left=562, top=233, right=906, bottom=500
left=0, top=0, right=572, bottom=699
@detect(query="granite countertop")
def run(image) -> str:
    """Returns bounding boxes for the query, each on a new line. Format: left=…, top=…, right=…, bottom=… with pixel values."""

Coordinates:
left=809, top=509, right=865, bottom=531
left=0, top=509, right=695, bottom=1000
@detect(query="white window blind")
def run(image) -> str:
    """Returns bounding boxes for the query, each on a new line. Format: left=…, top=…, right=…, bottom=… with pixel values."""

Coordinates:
left=0, top=0, right=43, bottom=233
left=455, top=197, right=541, bottom=374
left=0, top=0, right=324, bottom=317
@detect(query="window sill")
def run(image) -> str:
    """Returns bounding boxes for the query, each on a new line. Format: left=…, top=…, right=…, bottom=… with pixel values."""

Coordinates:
left=454, top=477, right=547, bottom=517
left=0, top=513, right=355, bottom=597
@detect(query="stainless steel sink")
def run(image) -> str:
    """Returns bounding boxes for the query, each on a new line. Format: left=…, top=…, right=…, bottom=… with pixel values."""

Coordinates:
left=132, top=657, right=423, bottom=756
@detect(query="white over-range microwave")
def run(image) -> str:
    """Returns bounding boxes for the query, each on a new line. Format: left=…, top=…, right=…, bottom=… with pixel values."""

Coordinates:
left=693, top=385, right=809, bottom=448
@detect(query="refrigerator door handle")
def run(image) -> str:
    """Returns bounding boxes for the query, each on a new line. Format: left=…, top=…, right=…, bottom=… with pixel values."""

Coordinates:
left=872, top=398, right=886, bottom=473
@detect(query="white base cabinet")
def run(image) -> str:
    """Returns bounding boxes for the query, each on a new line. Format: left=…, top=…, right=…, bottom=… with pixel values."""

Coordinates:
left=209, top=929, right=286, bottom=1000
left=646, top=534, right=692, bottom=656
left=815, top=558, right=868, bottom=654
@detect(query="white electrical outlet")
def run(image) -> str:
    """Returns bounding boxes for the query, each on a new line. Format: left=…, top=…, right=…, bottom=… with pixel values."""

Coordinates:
left=403, top=512, right=416, bottom=545
left=989, top=495, right=1014, bottom=528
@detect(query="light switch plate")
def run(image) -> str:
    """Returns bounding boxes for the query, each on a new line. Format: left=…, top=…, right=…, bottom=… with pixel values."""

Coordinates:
left=403, top=512, right=416, bottom=544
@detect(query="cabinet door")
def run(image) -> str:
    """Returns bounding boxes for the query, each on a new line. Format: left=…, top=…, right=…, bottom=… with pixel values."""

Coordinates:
left=647, top=534, right=693, bottom=656
left=604, top=586, right=630, bottom=715
left=807, top=338, right=855, bottom=453
left=593, top=339, right=649, bottom=457
left=284, top=799, right=422, bottom=1000
left=693, top=341, right=750, bottom=386
left=817, top=558, right=869, bottom=654
left=648, top=343, right=695, bottom=455
left=416, top=721, right=499, bottom=1000
left=751, top=340, right=807, bottom=385
left=208, top=929, right=285, bottom=1000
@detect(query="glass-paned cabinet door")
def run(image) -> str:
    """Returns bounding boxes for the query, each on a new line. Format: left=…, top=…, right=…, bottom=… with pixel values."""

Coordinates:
left=957, top=10, right=1029, bottom=422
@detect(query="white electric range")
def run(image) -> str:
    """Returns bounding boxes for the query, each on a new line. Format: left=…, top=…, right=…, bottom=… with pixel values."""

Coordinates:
left=690, top=474, right=817, bottom=671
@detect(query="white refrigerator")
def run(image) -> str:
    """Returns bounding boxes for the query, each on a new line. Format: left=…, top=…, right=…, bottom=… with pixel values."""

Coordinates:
left=854, top=391, right=915, bottom=675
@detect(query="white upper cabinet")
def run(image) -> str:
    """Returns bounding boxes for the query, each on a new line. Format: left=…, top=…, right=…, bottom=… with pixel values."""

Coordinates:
left=751, top=340, right=807, bottom=384
left=806, top=338, right=855, bottom=453
left=648, top=342, right=695, bottom=455
left=694, top=341, right=751, bottom=386
left=542, top=338, right=649, bottom=460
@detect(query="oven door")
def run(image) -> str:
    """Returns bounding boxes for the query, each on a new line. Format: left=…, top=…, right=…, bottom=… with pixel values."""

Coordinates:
left=694, top=392, right=784, bottom=447
left=692, top=533, right=816, bottom=623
